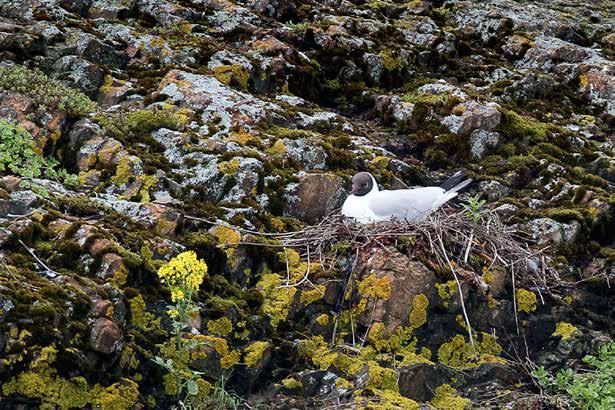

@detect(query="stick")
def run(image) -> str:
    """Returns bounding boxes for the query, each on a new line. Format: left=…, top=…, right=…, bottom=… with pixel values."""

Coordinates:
left=18, top=239, right=59, bottom=278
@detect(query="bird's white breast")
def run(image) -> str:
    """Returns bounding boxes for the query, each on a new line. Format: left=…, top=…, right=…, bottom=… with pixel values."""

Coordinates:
left=341, top=195, right=382, bottom=223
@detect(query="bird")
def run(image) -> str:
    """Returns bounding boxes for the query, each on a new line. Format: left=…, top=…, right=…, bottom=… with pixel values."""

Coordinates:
left=341, top=171, right=472, bottom=224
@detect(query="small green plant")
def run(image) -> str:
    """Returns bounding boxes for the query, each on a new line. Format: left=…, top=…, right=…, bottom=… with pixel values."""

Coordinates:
left=0, top=120, right=77, bottom=195
left=461, top=194, right=488, bottom=224
left=285, top=21, right=309, bottom=32
left=201, top=374, right=243, bottom=410
left=532, top=341, right=615, bottom=410
left=154, top=251, right=212, bottom=407
left=0, top=65, right=96, bottom=116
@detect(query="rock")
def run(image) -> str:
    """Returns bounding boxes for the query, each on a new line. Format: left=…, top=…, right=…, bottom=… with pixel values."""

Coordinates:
left=398, top=15, right=440, bottom=48
left=362, top=53, right=384, bottom=84
left=478, top=180, right=511, bottom=202
left=502, top=34, right=531, bottom=59
left=284, top=173, right=345, bottom=224
left=391, top=99, right=415, bottom=123
left=135, top=0, right=197, bottom=27
left=275, top=138, right=328, bottom=171
left=207, top=6, right=259, bottom=35
left=470, top=130, right=500, bottom=159
left=157, top=70, right=280, bottom=136
left=0, top=199, right=31, bottom=218
left=67, top=119, right=103, bottom=151
left=296, top=111, right=339, bottom=131
left=355, top=247, right=436, bottom=329
left=494, top=203, right=518, bottom=219
left=96, top=253, right=127, bottom=280
left=417, top=80, right=469, bottom=101
left=525, top=218, right=582, bottom=246
left=398, top=363, right=456, bottom=402
left=442, top=101, right=501, bottom=136
left=90, top=317, right=123, bottom=354
left=89, top=0, right=131, bottom=20
left=93, top=196, right=181, bottom=235
left=51, top=55, right=104, bottom=98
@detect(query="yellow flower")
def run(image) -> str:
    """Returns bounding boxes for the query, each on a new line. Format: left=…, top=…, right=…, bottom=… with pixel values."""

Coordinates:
left=167, top=309, right=179, bottom=318
left=157, top=251, right=208, bottom=300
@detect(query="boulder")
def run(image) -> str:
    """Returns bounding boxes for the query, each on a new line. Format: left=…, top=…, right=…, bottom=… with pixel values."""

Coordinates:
left=442, top=101, right=501, bottom=136
left=284, top=173, right=345, bottom=224
left=525, top=218, right=581, bottom=246
left=90, top=317, right=123, bottom=354
left=355, top=247, right=437, bottom=329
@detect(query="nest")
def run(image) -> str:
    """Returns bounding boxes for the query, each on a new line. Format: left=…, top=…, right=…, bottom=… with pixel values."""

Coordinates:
left=264, top=209, right=559, bottom=290
left=189, top=207, right=563, bottom=345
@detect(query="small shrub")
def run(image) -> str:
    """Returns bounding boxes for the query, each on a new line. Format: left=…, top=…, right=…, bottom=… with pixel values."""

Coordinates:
left=533, top=341, right=615, bottom=410
left=0, top=64, right=96, bottom=116
left=0, top=120, right=77, bottom=194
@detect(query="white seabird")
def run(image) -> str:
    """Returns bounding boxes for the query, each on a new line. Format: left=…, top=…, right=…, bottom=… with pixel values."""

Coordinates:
left=341, top=171, right=472, bottom=224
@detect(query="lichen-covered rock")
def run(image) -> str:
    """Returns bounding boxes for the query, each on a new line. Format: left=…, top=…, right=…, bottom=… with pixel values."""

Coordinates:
left=525, top=218, right=582, bottom=246
left=284, top=173, right=345, bottom=224
left=157, top=70, right=280, bottom=136
left=442, top=101, right=501, bottom=136
left=90, top=317, right=123, bottom=354
left=355, top=248, right=436, bottom=329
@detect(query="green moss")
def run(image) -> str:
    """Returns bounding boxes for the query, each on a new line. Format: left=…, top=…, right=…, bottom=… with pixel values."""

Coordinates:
left=243, top=341, right=269, bottom=367
left=430, top=384, right=471, bottom=410
left=207, top=317, right=232, bottom=337
left=379, top=49, right=402, bottom=71
left=516, top=288, right=537, bottom=313
left=497, top=109, right=550, bottom=142
left=0, top=65, right=96, bottom=116
left=552, top=322, right=579, bottom=340
left=213, top=64, right=249, bottom=89
left=409, top=294, right=429, bottom=329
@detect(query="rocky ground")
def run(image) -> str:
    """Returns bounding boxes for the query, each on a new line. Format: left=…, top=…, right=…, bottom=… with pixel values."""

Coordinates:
left=0, top=0, right=614, bottom=409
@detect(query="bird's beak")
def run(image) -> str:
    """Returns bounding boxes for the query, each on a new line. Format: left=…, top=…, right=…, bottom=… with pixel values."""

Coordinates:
left=350, top=184, right=359, bottom=195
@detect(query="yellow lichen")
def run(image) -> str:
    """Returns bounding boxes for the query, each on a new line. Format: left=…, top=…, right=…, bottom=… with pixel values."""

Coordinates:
left=281, top=377, right=303, bottom=389
left=244, top=341, right=269, bottom=367
left=207, top=317, right=232, bottom=337
left=129, top=294, right=161, bottom=331
left=437, top=333, right=503, bottom=369
left=300, top=285, right=325, bottom=304
left=213, top=64, right=249, bottom=89
left=515, top=289, right=537, bottom=313
left=430, top=384, right=471, bottom=410
left=357, top=274, right=392, bottom=300
left=256, top=272, right=297, bottom=329
left=316, top=313, right=330, bottom=326
left=409, top=294, right=429, bottom=329
left=436, top=280, right=457, bottom=307
left=552, top=322, right=579, bottom=340
left=268, top=139, right=288, bottom=156
left=2, top=346, right=139, bottom=410
left=217, top=159, right=241, bottom=175
left=111, top=156, right=133, bottom=185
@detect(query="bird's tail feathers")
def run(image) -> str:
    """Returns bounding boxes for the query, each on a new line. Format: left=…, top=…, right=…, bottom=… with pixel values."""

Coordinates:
left=446, top=178, right=472, bottom=194
left=439, top=170, right=466, bottom=191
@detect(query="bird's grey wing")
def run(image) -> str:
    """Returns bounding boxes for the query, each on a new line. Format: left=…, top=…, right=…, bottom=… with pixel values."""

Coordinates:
left=368, top=188, right=446, bottom=220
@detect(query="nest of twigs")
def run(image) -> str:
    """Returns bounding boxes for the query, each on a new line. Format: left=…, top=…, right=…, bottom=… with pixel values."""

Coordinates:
left=190, top=206, right=563, bottom=347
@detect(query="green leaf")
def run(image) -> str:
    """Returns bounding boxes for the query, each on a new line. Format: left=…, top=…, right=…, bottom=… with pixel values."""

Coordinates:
left=186, top=379, right=199, bottom=396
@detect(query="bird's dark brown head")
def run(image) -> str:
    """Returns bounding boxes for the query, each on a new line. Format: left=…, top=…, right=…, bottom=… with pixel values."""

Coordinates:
left=351, top=172, right=374, bottom=196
